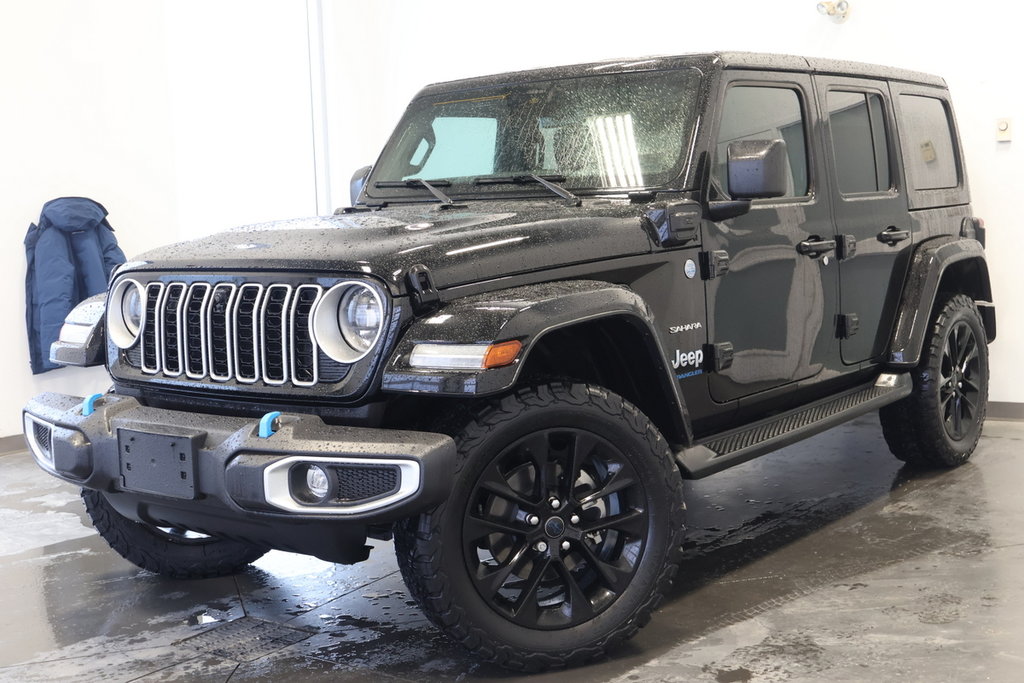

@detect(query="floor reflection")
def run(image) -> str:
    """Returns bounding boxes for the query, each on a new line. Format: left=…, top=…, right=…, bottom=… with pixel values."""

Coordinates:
left=0, top=413, right=1020, bottom=682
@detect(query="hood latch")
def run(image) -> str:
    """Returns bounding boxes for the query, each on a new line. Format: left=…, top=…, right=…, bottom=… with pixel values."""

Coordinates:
left=405, top=264, right=441, bottom=314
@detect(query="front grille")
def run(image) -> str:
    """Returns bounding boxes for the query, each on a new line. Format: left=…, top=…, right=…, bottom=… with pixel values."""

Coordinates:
left=128, top=278, right=356, bottom=387
left=186, top=283, right=213, bottom=378
left=336, top=464, right=400, bottom=502
left=162, top=283, right=186, bottom=375
left=292, top=287, right=320, bottom=384
left=141, top=283, right=163, bottom=372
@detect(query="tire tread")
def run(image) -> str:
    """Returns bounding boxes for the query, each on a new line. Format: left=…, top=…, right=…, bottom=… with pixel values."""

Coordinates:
left=82, top=489, right=266, bottom=579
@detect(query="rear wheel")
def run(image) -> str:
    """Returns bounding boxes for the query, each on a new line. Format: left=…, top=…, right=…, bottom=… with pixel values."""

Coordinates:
left=880, top=293, right=989, bottom=467
left=82, top=489, right=267, bottom=578
left=395, top=383, right=685, bottom=671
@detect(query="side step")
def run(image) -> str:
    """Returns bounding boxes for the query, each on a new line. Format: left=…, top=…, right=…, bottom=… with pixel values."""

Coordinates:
left=676, top=373, right=912, bottom=479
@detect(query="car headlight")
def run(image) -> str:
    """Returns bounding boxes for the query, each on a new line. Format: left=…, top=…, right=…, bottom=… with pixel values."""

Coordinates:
left=107, top=278, right=146, bottom=349
left=339, top=286, right=383, bottom=352
left=122, top=286, right=143, bottom=333
left=312, top=281, right=385, bottom=363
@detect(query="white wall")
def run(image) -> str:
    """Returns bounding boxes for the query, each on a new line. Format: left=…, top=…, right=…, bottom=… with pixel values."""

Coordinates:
left=322, top=0, right=1023, bottom=405
left=0, top=0, right=316, bottom=436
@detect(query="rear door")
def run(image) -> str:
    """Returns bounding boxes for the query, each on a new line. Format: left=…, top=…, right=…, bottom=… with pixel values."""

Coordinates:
left=814, top=76, right=910, bottom=364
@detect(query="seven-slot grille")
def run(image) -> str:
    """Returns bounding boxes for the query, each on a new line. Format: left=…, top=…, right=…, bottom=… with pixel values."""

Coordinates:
left=131, top=280, right=342, bottom=386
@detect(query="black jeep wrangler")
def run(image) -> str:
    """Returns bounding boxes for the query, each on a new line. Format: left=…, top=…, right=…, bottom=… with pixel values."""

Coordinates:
left=24, top=52, right=994, bottom=670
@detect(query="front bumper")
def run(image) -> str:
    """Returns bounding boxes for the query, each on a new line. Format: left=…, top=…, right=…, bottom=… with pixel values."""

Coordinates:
left=23, top=392, right=456, bottom=564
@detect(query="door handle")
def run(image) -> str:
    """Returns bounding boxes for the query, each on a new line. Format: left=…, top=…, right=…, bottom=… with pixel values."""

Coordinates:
left=877, top=226, right=911, bottom=246
left=797, top=237, right=837, bottom=257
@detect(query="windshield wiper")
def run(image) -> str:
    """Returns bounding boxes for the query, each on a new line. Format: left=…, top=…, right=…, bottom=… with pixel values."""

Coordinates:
left=374, top=178, right=457, bottom=206
left=474, top=174, right=581, bottom=206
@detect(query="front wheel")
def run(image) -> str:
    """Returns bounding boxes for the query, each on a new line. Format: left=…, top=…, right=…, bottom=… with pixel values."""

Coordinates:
left=82, top=489, right=267, bottom=578
left=395, top=383, right=686, bottom=671
left=880, top=293, right=989, bottom=467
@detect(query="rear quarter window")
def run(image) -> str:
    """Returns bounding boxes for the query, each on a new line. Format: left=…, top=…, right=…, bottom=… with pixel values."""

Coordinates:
left=898, top=94, right=958, bottom=191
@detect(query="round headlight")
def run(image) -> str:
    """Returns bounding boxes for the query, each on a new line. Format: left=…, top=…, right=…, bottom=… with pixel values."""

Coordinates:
left=339, top=286, right=383, bottom=353
left=312, top=282, right=385, bottom=363
left=122, top=286, right=142, bottom=335
left=107, top=279, right=146, bottom=349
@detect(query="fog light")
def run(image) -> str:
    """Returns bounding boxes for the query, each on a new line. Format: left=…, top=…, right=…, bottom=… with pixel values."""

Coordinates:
left=306, top=465, right=330, bottom=500
left=290, top=463, right=333, bottom=504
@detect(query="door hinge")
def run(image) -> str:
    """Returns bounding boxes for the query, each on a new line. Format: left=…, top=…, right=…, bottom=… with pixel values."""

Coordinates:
left=699, top=250, right=730, bottom=280
left=835, top=234, right=857, bottom=261
left=836, top=313, right=859, bottom=339
left=703, top=342, right=734, bottom=372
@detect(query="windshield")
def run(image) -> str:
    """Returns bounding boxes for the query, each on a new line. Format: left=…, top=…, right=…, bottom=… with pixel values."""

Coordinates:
left=368, top=67, right=702, bottom=200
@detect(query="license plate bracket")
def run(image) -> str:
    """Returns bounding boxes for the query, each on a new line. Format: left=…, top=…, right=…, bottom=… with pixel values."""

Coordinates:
left=118, top=428, right=203, bottom=499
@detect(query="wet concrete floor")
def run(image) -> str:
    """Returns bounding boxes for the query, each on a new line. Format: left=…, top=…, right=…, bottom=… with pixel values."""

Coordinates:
left=1, top=413, right=1022, bottom=682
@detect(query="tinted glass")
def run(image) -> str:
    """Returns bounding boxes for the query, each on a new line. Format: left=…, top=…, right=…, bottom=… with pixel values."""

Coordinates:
left=828, top=91, right=891, bottom=194
left=370, top=68, right=701, bottom=197
left=899, top=95, right=958, bottom=190
left=716, top=86, right=808, bottom=197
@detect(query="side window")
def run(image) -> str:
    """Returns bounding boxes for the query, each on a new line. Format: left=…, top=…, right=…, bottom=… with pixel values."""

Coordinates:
left=898, top=95, right=958, bottom=190
left=716, top=85, right=809, bottom=198
left=827, top=91, right=891, bottom=194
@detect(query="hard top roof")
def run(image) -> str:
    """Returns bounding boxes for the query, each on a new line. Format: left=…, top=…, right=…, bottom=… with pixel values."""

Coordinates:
left=417, top=51, right=945, bottom=97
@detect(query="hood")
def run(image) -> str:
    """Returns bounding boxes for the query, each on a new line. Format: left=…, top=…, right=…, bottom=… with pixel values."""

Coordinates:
left=132, top=200, right=654, bottom=294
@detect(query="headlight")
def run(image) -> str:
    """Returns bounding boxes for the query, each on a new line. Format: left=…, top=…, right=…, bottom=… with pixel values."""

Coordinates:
left=312, top=281, right=385, bottom=363
left=339, top=286, right=383, bottom=353
left=122, top=286, right=142, bottom=334
left=107, top=278, right=146, bottom=349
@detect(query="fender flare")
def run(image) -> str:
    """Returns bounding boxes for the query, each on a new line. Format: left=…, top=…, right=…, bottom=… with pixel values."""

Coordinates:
left=887, top=236, right=994, bottom=368
left=382, top=280, right=692, bottom=443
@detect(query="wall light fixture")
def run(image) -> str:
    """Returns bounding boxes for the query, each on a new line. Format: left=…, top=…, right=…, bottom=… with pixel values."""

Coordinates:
left=817, top=1, right=850, bottom=23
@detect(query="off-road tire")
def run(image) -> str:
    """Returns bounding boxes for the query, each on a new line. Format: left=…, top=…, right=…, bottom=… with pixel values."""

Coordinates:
left=394, top=382, right=686, bottom=672
left=880, top=293, right=989, bottom=467
left=82, top=489, right=267, bottom=578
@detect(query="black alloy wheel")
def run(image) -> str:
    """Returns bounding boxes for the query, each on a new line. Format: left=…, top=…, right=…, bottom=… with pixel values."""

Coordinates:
left=939, top=320, right=982, bottom=440
left=880, top=293, right=989, bottom=467
left=463, top=427, right=648, bottom=629
left=154, top=526, right=215, bottom=542
left=395, top=383, right=686, bottom=671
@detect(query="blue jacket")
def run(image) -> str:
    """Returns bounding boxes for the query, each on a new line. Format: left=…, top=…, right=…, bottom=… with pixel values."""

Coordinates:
left=25, top=197, right=126, bottom=374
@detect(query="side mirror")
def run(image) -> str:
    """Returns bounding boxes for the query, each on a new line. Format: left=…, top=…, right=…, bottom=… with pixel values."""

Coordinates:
left=350, top=165, right=372, bottom=205
left=727, top=140, right=788, bottom=199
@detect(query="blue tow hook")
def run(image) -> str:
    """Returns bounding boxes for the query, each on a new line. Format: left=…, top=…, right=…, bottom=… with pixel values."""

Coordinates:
left=82, top=393, right=103, bottom=417
left=258, top=411, right=283, bottom=438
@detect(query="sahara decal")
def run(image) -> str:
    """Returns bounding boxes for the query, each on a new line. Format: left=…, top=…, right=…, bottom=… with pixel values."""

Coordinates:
left=669, top=322, right=703, bottom=334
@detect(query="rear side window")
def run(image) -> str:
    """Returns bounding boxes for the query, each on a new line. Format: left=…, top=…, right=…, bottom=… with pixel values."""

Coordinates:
left=716, top=86, right=809, bottom=198
left=898, top=95, right=958, bottom=190
left=827, top=91, right=891, bottom=194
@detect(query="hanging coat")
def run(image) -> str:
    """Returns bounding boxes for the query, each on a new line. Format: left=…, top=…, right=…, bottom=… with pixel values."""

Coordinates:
left=24, top=197, right=126, bottom=374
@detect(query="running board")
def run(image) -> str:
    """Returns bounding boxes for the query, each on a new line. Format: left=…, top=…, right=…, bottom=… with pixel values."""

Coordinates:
left=676, top=372, right=912, bottom=479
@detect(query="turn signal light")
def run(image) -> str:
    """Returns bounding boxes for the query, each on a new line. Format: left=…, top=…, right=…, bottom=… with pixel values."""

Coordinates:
left=483, top=340, right=522, bottom=369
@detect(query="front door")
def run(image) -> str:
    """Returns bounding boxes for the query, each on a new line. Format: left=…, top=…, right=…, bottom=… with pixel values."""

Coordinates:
left=814, top=76, right=911, bottom=364
left=704, top=71, right=840, bottom=404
